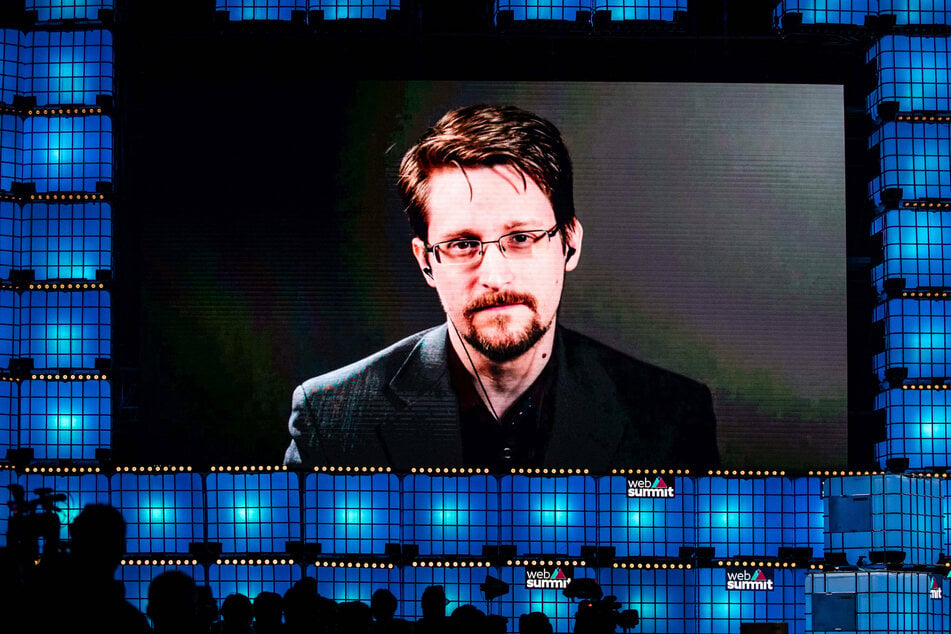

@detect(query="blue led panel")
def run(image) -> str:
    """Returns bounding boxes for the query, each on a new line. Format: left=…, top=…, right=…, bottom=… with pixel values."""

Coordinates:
left=502, top=566, right=594, bottom=634
left=112, top=473, right=204, bottom=555
left=21, top=379, right=109, bottom=461
left=313, top=564, right=403, bottom=606
left=207, top=563, right=297, bottom=608
left=773, top=0, right=876, bottom=26
left=309, top=0, right=399, bottom=20
left=401, top=474, right=499, bottom=557
left=867, top=36, right=951, bottom=116
left=599, top=567, right=694, bottom=634
left=781, top=477, right=824, bottom=557
left=696, top=568, right=807, bottom=634
left=0, top=30, right=19, bottom=106
left=596, top=475, right=693, bottom=558
left=878, top=0, right=951, bottom=26
left=875, top=388, right=951, bottom=470
left=26, top=30, right=114, bottom=107
left=871, top=209, right=951, bottom=293
left=305, top=473, right=400, bottom=555
left=399, top=565, right=498, bottom=621
left=19, top=289, right=110, bottom=369
left=0, top=381, right=16, bottom=463
left=806, top=571, right=950, bottom=633
left=216, top=0, right=307, bottom=20
left=0, top=290, right=14, bottom=366
left=592, top=0, right=685, bottom=21
left=694, top=477, right=795, bottom=559
left=824, top=475, right=943, bottom=566
left=18, top=472, right=110, bottom=543
left=873, top=298, right=951, bottom=381
left=25, top=0, right=114, bottom=22
left=0, top=466, right=15, bottom=547
left=497, top=0, right=594, bottom=21
left=19, top=115, right=112, bottom=192
left=500, top=475, right=596, bottom=557
left=0, top=114, right=16, bottom=191
left=17, top=202, right=111, bottom=280
left=869, top=121, right=951, bottom=206
left=0, top=201, right=13, bottom=276
left=117, top=563, right=205, bottom=616
left=207, top=471, right=301, bottom=554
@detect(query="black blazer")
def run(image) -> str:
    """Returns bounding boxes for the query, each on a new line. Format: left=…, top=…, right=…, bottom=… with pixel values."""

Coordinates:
left=284, top=324, right=719, bottom=473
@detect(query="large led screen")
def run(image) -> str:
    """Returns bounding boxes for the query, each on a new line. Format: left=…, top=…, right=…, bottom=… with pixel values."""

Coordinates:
left=125, top=80, right=846, bottom=471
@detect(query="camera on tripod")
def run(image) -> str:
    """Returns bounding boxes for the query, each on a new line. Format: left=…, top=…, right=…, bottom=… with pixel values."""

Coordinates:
left=564, top=577, right=639, bottom=633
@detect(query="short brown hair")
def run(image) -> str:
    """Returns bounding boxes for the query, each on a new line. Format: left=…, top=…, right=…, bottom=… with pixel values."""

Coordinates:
left=397, top=104, right=576, bottom=241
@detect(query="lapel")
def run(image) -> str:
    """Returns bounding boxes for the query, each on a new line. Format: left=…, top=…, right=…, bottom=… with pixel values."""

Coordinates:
left=543, top=328, right=629, bottom=472
left=377, top=324, right=465, bottom=469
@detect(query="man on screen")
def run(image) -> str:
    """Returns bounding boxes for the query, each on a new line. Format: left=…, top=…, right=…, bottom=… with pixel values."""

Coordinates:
left=284, top=104, right=718, bottom=472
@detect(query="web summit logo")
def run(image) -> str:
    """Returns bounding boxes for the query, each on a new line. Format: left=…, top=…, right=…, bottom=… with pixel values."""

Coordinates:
left=931, top=577, right=943, bottom=600
left=626, top=476, right=675, bottom=498
left=725, top=568, right=774, bottom=591
left=525, top=564, right=574, bottom=589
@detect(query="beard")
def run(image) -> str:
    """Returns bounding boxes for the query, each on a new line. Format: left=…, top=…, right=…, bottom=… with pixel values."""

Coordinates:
left=460, top=290, right=552, bottom=363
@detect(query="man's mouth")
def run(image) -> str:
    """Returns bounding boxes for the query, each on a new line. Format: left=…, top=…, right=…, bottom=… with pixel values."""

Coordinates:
left=464, top=292, right=537, bottom=318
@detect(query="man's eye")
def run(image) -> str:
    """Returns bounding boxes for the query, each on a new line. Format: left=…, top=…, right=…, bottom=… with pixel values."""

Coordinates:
left=507, top=233, right=535, bottom=245
left=447, top=240, right=479, bottom=251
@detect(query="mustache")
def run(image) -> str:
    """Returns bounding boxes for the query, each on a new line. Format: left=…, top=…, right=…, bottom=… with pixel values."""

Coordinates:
left=464, top=291, right=538, bottom=318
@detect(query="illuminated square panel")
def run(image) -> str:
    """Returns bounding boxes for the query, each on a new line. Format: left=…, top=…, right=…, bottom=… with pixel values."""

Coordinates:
left=867, top=36, right=951, bottom=116
left=869, top=121, right=951, bottom=206
left=806, top=571, right=950, bottom=633
left=0, top=290, right=15, bottom=365
left=216, top=0, right=307, bottom=20
left=17, top=201, right=111, bottom=280
left=696, top=568, right=807, bottom=634
left=875, top=388, right=951, bottom=470
left=18, top=471, right=110, bottom=543
left=873, top=298, right=951, bottom=381
left=117, top=563, right=205, bottom=616
left=19, top=289, right=110, bottom=370
left=0, top=29, right=19, bottom=106
left=25, top=30, right=114, bottom=107
left=500, top=475, right=596, bottom=557
left=112, top=473, right=204, bottom=555
left=598, top=567, right=694, bottom=634
left=592, top=0, right=685, bottom=21
left=824, top=475, right=943, bottom=566
left=596, top=475, right=694, bottom=558
left=498, top=0, right=594, bottom=21
left=21, top=379, right=109, bottom=461
left=305, top=473, right=400, bottom=555
left=0, top=201, right=13, bottom=276
left=0, top=114, right=16, bottom=191
left=401, top=474, right=499, bottom=557
left=19, top=114, right=112, bottom=192
left=309, top=0, right=399, bottom=19
left=25, top=0, right=114, bottom=22
left=878, top=0, right=951, bottom=26
left=773, top=0, right=876, bottom=26
left=871, top=209, right=951, bottom=293
left=504, top=565, right=591, bottom=634
left=0, top=382, right=16, bottom=462
left=399, top=565, right=496, bottom=621
left=207, top=563, right=297, bottom=607
left=0, top=466, right=14, bottom=547
left=781, top=477, right=824, bottom=557
left=693, top=477, right=797, bottom=559
left=207, top=471, right=302, bottom=554
left=313, top=564, right=402, bottom=606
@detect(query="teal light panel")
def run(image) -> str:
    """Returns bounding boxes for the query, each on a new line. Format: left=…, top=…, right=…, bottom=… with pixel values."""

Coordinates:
left=0, top=383, right=13, bottom=463
left=307, top=473, right=401, bottom=555
left=20, top=289, right=110, bottom=370
left=878, top=0, right=951, bottom=26
left=313, top=564, right=403, bottom=605
left=207, top=563, right=297, bottom=608
left=696, top=568, right=808, bottom=634
left=874, top=388, right=951, bottom=470
left=19, top=114, right=112, bottom=192
left=21, top=379, right=109, bottom=461
left=0, top=114, right=16, bottom=191
left=19, top=471, right=109, bottom=542
left=592, top=0, right=685, bottom=21
left=25, top=0, right=114, bottom=23
left=869, top=121, right=951, bottom=205
left=309, top=1, right=399, bottom=19
left=113, top=473, right=204, bottom=555
left=0, top=29, right=19, bottom=105
left=596, top=475, right=693, bottom=558
left=401, top=474, right=499, bottom=557
left=117, top=564, right=205, bottom=616
left=497, top=0, right=593, bottom=21
left=501, top=475, right=597, bottom=557
left=207, top=471, right=301, bottom=554
left=867, top=36, right=951, bottom=116
left=773, top=0, right=876, bottom=26
left=26, top=30, right=113, bottom=107
left=872, top=209, right=951, bottom=293
left=17, top=202, right=111, bottom=280
left=873, top=298, right=951, bottom=381
left=216, top=0, right=306, bottom=21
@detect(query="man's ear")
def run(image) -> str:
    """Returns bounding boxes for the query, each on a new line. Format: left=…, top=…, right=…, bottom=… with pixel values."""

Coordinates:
left=563, top=218, right=583, bottom=272
left=412, top=237, right=437, bottom=288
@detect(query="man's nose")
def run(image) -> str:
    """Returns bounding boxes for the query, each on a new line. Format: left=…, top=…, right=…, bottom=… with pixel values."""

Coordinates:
left=477, top=241, right=513, bottom=289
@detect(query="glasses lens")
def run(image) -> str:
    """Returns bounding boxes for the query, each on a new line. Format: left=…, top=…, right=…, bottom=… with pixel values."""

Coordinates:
left=437, top=240, right=481, bottom=264
left=499, top=231, right=546, bottom=258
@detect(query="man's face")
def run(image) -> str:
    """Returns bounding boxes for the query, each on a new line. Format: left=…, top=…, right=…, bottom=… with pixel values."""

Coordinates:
left=412, top=164, right=582, bottom=363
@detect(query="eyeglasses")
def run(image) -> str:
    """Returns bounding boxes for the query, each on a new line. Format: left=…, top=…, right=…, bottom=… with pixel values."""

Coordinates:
left=426, top=225, right=560, bottom=265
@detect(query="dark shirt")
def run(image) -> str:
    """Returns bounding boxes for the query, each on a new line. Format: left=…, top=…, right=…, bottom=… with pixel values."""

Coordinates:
left=447, top=338, right=557, bottom=470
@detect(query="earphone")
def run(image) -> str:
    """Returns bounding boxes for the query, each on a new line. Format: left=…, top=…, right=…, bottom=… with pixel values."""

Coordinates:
left=423, top=267, right=433, bottom=278
left=566, top=246, right=576, bottom=262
